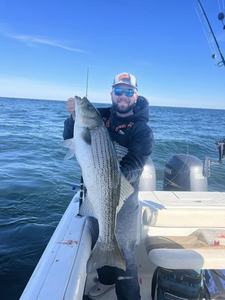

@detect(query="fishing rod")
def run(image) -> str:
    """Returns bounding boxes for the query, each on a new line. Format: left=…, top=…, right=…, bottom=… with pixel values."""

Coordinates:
left=197, top=0, right=225, bottom=67
left=77, top=175, right=84, bottom=217
left=86, top=66, right=89, bottom=98
left=77, top=66, right=90, bottom=216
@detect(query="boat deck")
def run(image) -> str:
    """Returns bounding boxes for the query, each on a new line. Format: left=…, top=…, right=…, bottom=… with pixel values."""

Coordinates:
left=20, top=191, right=225, bottom=300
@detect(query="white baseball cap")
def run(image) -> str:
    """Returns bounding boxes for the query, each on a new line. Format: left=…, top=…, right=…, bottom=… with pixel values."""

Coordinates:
left=112, top=72, right=138, bottom=90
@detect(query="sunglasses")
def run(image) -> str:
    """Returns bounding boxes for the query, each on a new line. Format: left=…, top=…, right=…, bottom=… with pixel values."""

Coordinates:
left=113, top=88, right=136, bottom=97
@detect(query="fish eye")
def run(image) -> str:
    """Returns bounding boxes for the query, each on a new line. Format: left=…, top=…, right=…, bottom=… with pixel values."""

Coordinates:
left=87, top=104, right=93, bottom=110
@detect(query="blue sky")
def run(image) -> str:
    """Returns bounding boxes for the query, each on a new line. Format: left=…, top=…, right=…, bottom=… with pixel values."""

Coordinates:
left=0, top=0, right=225, bottom=109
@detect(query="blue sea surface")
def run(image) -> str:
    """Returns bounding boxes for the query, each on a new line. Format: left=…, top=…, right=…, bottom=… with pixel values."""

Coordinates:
left=0, top=97, right=225, bottom=299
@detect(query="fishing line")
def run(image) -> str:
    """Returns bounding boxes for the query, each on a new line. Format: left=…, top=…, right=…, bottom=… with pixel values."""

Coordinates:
left=218, top=0, right=225, bottom=10
left=218, top=0, right=221, bottom=11
left=202, top=11, right=218, bottom=54
left=195, top=6, right=215, bottom=57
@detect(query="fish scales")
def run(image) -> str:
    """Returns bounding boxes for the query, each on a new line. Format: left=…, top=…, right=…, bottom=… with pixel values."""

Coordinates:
left=60, top=96, right=134, bottom=273
left=85, top=128, right=119, bottom=245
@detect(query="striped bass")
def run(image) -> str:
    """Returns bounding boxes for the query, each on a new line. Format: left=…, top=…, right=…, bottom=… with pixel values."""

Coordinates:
left=60, top=96, right=134, bottom=273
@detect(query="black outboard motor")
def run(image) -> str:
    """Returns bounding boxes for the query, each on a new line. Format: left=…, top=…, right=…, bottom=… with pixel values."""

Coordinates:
left=163, top=154, right=208, bottom=191
left=139, top=157, right=157, bottom=191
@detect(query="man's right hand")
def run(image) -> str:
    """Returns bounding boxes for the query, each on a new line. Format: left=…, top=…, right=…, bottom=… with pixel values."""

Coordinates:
left=66, top=97, right=75, bottom=120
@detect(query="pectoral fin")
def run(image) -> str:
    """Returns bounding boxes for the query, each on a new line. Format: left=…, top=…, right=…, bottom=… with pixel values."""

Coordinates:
left=59, top=138, right=76, bottom=159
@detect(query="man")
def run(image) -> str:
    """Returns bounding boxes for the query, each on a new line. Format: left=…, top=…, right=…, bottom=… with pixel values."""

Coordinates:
left=63, top=72, right=154, bottom=300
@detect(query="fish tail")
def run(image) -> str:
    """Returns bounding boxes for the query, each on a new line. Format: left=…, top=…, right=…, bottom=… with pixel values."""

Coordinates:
left=86, top=237, right=126, bottom=273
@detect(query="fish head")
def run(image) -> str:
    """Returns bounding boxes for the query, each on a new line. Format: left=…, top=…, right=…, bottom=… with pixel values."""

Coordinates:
left=74, top=96, right=102, bottom=129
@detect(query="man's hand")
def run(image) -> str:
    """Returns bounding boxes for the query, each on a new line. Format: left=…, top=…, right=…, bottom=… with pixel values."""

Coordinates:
left=66, top=97, right=75, bottom=120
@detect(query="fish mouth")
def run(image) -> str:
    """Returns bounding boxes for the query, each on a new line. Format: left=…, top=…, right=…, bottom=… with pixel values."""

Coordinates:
left=74, top=96, right=82, bottom=103
left=74, top=96, right=83, bottom=108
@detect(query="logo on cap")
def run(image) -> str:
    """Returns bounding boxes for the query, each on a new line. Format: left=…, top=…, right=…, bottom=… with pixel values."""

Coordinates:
left=112, top=72, right=138, bottom=90
left=119, top=73, right=130, bottom=82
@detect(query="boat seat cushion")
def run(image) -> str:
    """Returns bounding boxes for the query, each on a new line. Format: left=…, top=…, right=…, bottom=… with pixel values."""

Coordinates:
left=145, top=230, right=225, bottom=254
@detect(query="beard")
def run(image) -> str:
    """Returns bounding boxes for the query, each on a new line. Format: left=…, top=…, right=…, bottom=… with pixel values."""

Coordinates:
left=112, top=100, right=136, bottom=114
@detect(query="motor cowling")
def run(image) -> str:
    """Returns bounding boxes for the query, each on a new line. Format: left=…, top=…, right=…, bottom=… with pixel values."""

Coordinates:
left=163, top=154, right=208, bottom=191
left=139, top=157, right=157, bottom=191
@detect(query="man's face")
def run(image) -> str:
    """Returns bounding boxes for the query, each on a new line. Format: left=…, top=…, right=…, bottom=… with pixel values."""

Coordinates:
left=111, top=83, right=138, bottom=116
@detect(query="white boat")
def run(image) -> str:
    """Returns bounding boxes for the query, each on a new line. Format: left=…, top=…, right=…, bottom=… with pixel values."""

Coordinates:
left=19, top=151, right=225, bottom=300
left=19, top=3, right=225, bottom=297
left=19, top=137, right=225, bottom=300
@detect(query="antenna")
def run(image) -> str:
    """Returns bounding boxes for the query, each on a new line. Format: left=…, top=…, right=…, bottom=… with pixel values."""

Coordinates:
left=86, top=66, right=89, bottom=98
left=197, top=0, right=225, bottom=67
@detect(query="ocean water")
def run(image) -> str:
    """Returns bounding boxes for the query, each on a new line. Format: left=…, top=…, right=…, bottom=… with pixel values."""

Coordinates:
left=0, top=97, right=225, bottom=300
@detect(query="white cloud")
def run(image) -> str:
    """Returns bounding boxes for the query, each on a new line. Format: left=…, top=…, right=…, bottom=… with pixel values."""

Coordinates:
left=0, top=23, right=89, bottom=54
left=10, top=35, right=89, bottom=54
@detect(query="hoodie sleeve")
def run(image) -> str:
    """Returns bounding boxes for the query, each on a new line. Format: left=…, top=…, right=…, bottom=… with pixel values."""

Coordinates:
left=63, top=115, right=75, bottom=140
left=120, top=122, right=154, bottom=184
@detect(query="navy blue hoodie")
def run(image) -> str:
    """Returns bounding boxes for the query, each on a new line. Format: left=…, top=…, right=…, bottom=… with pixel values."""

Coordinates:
left=63, top=96, right=154, bottom=188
